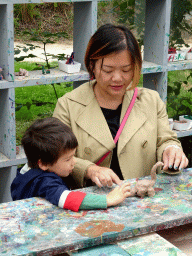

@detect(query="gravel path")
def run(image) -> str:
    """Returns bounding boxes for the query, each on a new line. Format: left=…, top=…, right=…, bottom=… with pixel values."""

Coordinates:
left=14, top=39, right=73, bottom=63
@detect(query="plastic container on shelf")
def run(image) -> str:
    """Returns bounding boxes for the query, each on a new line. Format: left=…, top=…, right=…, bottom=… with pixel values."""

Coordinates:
left=173, top=120, right=192, bottom=131
left=185, top=48, right=192, bottom=60
left=168, top=118, right=174, bottom=130
left=168, top=50, right=187, bottom=62
left=58, top=60, right=81, bottom=73
left=179, top=115, right=192, bottom=129
left=185, top=52, right=192, bottom=60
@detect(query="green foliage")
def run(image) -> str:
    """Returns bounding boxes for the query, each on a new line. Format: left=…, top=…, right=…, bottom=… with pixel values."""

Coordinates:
left=52, top=2, right=71, bottom=11
left=170, top=0, right=192, bottom=47
left=165, top=70, right=192, bottom=165
left=113, top=0, right=136, bottom=25
left=14, top=3, right=73, bottom=41
left=23, top=30, right=68, bottom=43
left=14, top=17, right=20, bottom=30
left=14, top=43, right=40, bottom=62
left=106, top=0, right=192, bottom=48
left=14, top=61, right=50, bottom=72
left=14, top=30, right=68, bottom=68
left=112, top=0, right=145, bottom=46
left=16, top=106, right=33, bottom=121
left=14, top=4, right=40, bottom=23
left=167, top=70, right=192, bottom=120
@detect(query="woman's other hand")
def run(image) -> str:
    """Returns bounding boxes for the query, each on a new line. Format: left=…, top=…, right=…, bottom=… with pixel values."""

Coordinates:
left=163, top=146, right=189, bottom=172
left=86, top=165, right=122, bottom=187
left=106, top=182, right=131, bottom=207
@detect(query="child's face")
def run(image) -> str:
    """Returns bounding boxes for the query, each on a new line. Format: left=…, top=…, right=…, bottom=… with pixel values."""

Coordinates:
left=46, top=149, right=76, bottom=177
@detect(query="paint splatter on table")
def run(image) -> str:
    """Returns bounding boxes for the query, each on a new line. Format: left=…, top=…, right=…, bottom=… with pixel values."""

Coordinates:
left=0, top=168, right=192, bottom=255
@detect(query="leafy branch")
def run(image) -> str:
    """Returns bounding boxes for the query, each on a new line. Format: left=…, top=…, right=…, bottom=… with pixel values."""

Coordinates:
left=167, top=78, right=192, bottom=120
left=14, top=30, right=68, bottom=68
left=14, top=43, right=40, bottom=62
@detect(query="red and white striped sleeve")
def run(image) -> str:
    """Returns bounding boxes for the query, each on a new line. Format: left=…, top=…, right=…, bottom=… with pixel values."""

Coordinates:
left=58, top=190, right=86, bottom=212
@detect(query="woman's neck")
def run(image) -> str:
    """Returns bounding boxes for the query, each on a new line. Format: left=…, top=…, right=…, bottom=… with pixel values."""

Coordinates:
left=94, top=84, right=123, bottom=110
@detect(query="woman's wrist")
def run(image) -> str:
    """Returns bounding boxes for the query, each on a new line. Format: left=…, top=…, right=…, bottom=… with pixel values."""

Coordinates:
left=164, top=145, right=181, bottom=151
left=85, top=164, right=104, bottom=180
left=85, top=164, right=97, bottom=179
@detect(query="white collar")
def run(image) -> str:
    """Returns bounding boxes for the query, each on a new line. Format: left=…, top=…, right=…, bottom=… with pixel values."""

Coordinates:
left=20, top=163, right=31, bottom=174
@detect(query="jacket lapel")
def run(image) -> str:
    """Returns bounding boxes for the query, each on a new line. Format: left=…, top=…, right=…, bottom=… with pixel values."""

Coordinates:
left=118, top=89, right=147, bottom=154
left=71, top=82, right=147, bottom=153
left=75, top=89, right=115, bottom=151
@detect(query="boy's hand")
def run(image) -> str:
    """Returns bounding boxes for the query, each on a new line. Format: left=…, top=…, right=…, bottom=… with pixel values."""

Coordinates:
left=106, top=182, right=131, bottom=207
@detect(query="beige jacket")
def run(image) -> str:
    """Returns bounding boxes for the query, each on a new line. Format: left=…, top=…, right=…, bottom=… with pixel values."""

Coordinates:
left=53, top=81, right=181, bottom=187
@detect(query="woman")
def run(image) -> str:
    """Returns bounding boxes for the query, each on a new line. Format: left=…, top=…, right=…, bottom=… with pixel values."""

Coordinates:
left=53, top=24, right=188, bottom=188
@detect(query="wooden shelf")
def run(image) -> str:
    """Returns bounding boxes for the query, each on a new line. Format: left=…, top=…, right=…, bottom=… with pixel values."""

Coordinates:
left=0, top=69, right=90, bottom=89
left=0, top=80, right=12, bottom=89
left=0, top=62, right=164, bottom=89
left=142, top=61, right=163, bottom=74
left=167, top=59, right=192, bottom=71
left=0, top=61, right=163, bottom=90
left=0, top=146, right=26, bottom=168
left=0, top=151, right=10, bottom=168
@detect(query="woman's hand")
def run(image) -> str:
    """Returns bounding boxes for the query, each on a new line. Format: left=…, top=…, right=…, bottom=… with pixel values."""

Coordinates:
left=86, top=165, right=122, bottom=187
left=163, top=146, right=188, bottom=172
left=106, top=182, right=131, bottom=207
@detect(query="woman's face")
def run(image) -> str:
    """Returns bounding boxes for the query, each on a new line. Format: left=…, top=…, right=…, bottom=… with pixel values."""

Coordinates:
left=93, top=50, right=134, bottom=100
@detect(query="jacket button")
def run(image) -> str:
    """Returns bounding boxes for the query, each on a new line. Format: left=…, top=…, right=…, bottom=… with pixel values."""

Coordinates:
left=142, top=140, right=148, bottom=148
left=84, top=147, right=91, bottom=154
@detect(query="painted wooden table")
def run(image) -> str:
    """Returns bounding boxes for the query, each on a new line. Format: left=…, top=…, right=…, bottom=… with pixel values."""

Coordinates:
left=1, top=168, right=192, bottom=255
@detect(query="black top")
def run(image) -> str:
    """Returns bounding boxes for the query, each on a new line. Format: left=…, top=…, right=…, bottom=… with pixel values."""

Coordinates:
left=101, top=104, right=124, bottom=180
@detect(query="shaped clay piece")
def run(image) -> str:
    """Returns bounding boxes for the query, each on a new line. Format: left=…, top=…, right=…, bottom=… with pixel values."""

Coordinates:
left=15, top=68, right=29, bottom=79
left=130, top=161, right=164, bottom=198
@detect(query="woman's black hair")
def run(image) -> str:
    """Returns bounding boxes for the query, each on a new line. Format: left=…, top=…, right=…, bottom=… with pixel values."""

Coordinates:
left=85, top=23, right=142, bottom=89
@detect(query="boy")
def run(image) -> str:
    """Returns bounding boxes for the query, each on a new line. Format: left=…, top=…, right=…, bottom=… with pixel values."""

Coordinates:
left=11, top=117, right=131, bottom=212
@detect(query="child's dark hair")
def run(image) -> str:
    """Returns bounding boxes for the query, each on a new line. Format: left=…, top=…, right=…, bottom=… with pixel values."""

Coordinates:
left=21, top=117, right=78, bottom=169
left=85, top=23, right=142, bottom=90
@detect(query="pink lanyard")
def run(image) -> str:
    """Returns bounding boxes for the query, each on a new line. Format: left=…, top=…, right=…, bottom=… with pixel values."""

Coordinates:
left=96, top=87, right=138, bottom=165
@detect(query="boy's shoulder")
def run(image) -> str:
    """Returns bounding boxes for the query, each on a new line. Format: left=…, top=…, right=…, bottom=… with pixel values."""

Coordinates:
left=17, top=166, right=43, bottom=177
left=16, top=166, right=60, bottom=182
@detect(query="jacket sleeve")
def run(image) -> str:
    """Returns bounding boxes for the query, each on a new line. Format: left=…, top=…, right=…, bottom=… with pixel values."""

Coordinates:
left=53, top=96, right=94, bottom=188
left=155, top=92, right=182, bottom=161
